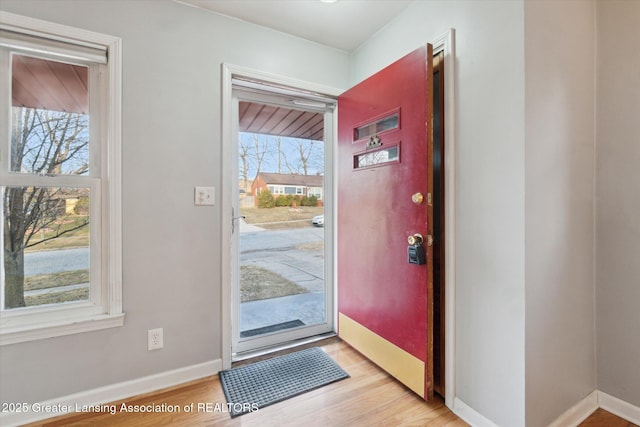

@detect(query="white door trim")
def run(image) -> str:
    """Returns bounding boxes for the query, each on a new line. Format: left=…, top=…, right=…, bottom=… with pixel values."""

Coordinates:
left=220, top=64, right=342, bottom=369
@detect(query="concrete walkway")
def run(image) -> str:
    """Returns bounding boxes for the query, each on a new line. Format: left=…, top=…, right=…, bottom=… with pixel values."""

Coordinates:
left=240, top=291, right=325, bottom=332
left=239, top=224, right=326, bottom=334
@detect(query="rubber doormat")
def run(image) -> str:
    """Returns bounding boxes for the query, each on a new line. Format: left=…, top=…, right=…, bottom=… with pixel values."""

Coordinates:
left=240, top=319, right=305, bottom=338
left=219, top=347, right=349, bottom=417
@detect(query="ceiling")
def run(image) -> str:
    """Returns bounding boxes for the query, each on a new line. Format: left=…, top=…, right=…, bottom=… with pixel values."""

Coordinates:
left=179, top=1, right=414, bottom=140
left=12, top=55, right=88, bottom=114
left=239, top=101, right=324, bottom=140
left=179, top=0, right=413, bottom=53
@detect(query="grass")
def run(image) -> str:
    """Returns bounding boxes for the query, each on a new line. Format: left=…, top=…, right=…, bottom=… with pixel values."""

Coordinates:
left=25, top=287, right=88, bottom=306
left=25, top=216, right=89, bottom=252
left=24, top=269, right=89, bottom=291
left=240, top=265, right=308, bottom=302
left=240, top=206, right=324, bottom=230
left=21, top=269, right=89, bottom=307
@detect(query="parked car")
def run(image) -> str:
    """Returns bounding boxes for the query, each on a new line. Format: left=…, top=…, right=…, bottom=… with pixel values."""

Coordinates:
left=312, top=214, right=324, bottom=227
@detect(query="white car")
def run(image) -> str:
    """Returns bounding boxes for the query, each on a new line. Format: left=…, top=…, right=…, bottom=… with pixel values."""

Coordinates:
left=312, top=214, right=324, bottom=227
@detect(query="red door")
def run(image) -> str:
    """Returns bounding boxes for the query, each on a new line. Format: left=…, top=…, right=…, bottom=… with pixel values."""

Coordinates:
left=338, top=45, right=434, bottom=399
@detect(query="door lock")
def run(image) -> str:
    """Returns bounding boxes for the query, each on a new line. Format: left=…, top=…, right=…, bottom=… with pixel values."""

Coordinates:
left=407, top=233, right=426, bottom=265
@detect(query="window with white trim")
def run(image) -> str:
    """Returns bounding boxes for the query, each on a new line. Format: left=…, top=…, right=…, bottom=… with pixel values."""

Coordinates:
left=268, top=185, right=285, bottom=195
left=308, top=187, right=323, bottom=200
left=0, top=12, right=122, bottom=345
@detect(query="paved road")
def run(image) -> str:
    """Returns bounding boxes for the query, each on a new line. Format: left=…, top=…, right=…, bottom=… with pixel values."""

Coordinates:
left=21, top=227, right=323, bottom=276
left=240, top=226, right=324, bottom=253
left=24, top=247, right=89, bottom=276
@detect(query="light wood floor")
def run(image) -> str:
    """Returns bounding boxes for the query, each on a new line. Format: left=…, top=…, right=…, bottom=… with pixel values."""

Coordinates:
left=23, top=340, right=636, bottom=427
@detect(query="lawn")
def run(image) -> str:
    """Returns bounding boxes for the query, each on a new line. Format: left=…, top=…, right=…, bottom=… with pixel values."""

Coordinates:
left=240, top=206, right=324, bottom=230
left=240, top=265, right=308, bottom=302
left=20, top=210, right=318, bottom=306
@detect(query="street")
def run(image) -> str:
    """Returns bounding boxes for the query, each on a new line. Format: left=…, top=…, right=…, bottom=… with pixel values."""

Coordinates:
left=24, top=247, right=89, bottom=276
left=21, top=227, right=324, bottom=277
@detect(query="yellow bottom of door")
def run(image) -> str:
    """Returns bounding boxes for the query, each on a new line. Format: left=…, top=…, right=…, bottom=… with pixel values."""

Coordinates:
left=338, top=312, right=425, bottom=397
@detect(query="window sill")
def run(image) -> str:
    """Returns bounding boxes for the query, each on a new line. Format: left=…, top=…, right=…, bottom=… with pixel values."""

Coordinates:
left=0, top=313, right=125, bottom=346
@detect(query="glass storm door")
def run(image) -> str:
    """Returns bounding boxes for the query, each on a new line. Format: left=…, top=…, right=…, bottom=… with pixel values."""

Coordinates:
left=337, top=45, right=435, bottom=399
left=231, top=84, right=334, bottom=356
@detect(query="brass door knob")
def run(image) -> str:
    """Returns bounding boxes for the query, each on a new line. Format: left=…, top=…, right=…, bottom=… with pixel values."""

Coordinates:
left=408, top=233, right=423, bottom=246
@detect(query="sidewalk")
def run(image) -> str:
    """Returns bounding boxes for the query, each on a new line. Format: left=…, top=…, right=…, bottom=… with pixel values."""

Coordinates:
left=240, top=291, right=325, bottom=332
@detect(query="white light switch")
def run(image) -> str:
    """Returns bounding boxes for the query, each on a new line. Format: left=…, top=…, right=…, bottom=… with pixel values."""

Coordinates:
left=195, top=186, right=215, bottom=206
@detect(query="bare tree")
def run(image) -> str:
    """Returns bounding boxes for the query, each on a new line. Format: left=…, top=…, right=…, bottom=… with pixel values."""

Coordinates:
left=275, top=136, right=282, bottom=173
left=251, top=134, right=269, bottom=177
left=238, top=137, right=250, bottom=192
left=3, top=108, right=89, bottom=308
left=286, top=138, right=323, bottom=175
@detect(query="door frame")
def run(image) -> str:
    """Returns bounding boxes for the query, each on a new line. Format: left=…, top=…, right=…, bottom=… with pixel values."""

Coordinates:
left=220, top=28, right=456, bottom=408
left=432, top=28, right=456, bottom=408
left=220, top=63, right=342, bottom=368
left=230, top=86, right=336, bottom=354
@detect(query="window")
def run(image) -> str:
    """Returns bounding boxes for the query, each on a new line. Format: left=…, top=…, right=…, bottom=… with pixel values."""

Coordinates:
left=308, top=187, right=323, bottom=200
left=268, top=185, right=285, bottom=195
left=0, top=12, right=122, bottom=345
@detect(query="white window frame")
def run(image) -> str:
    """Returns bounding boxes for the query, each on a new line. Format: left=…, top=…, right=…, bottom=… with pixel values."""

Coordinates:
left=0, top=12, right=122, bottom=345
left=269, top=185, right=285, bottom=195
left=308, top=187, right=323, bottom=200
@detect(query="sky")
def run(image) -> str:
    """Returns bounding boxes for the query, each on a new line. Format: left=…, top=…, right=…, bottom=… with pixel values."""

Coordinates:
left=239, top=132, right=324, bottom=180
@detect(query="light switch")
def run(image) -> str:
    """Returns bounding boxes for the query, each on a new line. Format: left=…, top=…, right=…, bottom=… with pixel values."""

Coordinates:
left=195, top=186, right=215, bottom=206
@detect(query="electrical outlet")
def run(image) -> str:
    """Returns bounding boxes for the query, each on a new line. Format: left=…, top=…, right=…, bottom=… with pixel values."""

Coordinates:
left=148, top=328, right=163, bottom=351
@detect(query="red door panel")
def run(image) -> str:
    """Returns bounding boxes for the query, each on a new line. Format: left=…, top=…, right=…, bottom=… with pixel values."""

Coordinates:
left=338, top=45, right=434, bottom=399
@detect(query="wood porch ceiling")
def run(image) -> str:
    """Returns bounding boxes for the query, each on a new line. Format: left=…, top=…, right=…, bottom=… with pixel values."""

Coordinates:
left=239, top=101, right=324, bottom=141
left=11, top=55, right=324, bottom=141
left=12, top=55, right=88, bottom=114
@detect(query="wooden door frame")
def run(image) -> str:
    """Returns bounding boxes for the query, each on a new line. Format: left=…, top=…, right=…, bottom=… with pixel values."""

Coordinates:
left=220, top=28, right=456, bottom=408
left=431, top=29, right=456, bottom=408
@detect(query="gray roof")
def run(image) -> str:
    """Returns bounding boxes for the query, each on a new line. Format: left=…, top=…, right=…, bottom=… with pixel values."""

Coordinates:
left=258, top=172, right=323, bottom=187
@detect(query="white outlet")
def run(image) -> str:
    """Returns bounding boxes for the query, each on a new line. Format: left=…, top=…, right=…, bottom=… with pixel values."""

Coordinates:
left=148, top=328, right=163, bottom=351
left=195, top=186, right=215, bottom=206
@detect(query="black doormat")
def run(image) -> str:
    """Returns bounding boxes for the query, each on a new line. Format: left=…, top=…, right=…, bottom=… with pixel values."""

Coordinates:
left=240, top=319, right=305, bottom=338
left=219, top=347, right=349, bottom=417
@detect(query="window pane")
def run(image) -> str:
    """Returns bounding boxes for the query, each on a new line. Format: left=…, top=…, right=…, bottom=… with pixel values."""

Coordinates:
left=354, top=112, right=399, bottom=141
left=2, top=186, right=90, bottom=310
left=11, top=55, right=89, bottom=175
left=354, top=145, right=399, bottom=169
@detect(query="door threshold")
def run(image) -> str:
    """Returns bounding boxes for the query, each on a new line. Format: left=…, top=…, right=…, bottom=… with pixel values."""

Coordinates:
left=232, top=332, right=338, bottom=366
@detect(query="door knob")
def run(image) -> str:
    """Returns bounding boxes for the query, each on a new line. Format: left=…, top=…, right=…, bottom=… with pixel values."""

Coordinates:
left=407, top=233, right=423, bottom=246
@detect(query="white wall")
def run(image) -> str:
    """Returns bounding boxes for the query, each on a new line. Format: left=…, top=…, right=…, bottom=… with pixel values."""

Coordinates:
left=353, top=2, right=526, bottom=426
left=595, top=0, right=640, bottom=408
left=0, top=0, right=350, bottom=404
left=524, top=1, right=596, bottom=426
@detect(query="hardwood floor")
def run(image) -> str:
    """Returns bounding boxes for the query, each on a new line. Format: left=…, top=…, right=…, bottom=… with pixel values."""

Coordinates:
left=23, top=340, right=636, bottom=426
left=24, top=341, right=464, bottom=427
left=579, top=408, right=638, bottom=427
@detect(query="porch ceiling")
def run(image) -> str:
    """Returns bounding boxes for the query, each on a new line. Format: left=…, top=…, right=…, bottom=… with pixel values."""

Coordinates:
left=239, top=101, right=324, bottom=141
left=12, top=54, right=88, bottom=114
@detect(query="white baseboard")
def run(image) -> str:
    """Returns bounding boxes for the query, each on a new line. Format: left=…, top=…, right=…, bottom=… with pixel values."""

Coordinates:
left=452, top=397, right=500, bottom=427
left=548, top=390, right=599, bottom=427
left=0, top=358, right=222, bottom=427
left=598, top=390, right=640, bottom=425
left=452, top=389, right=638, bottom=427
